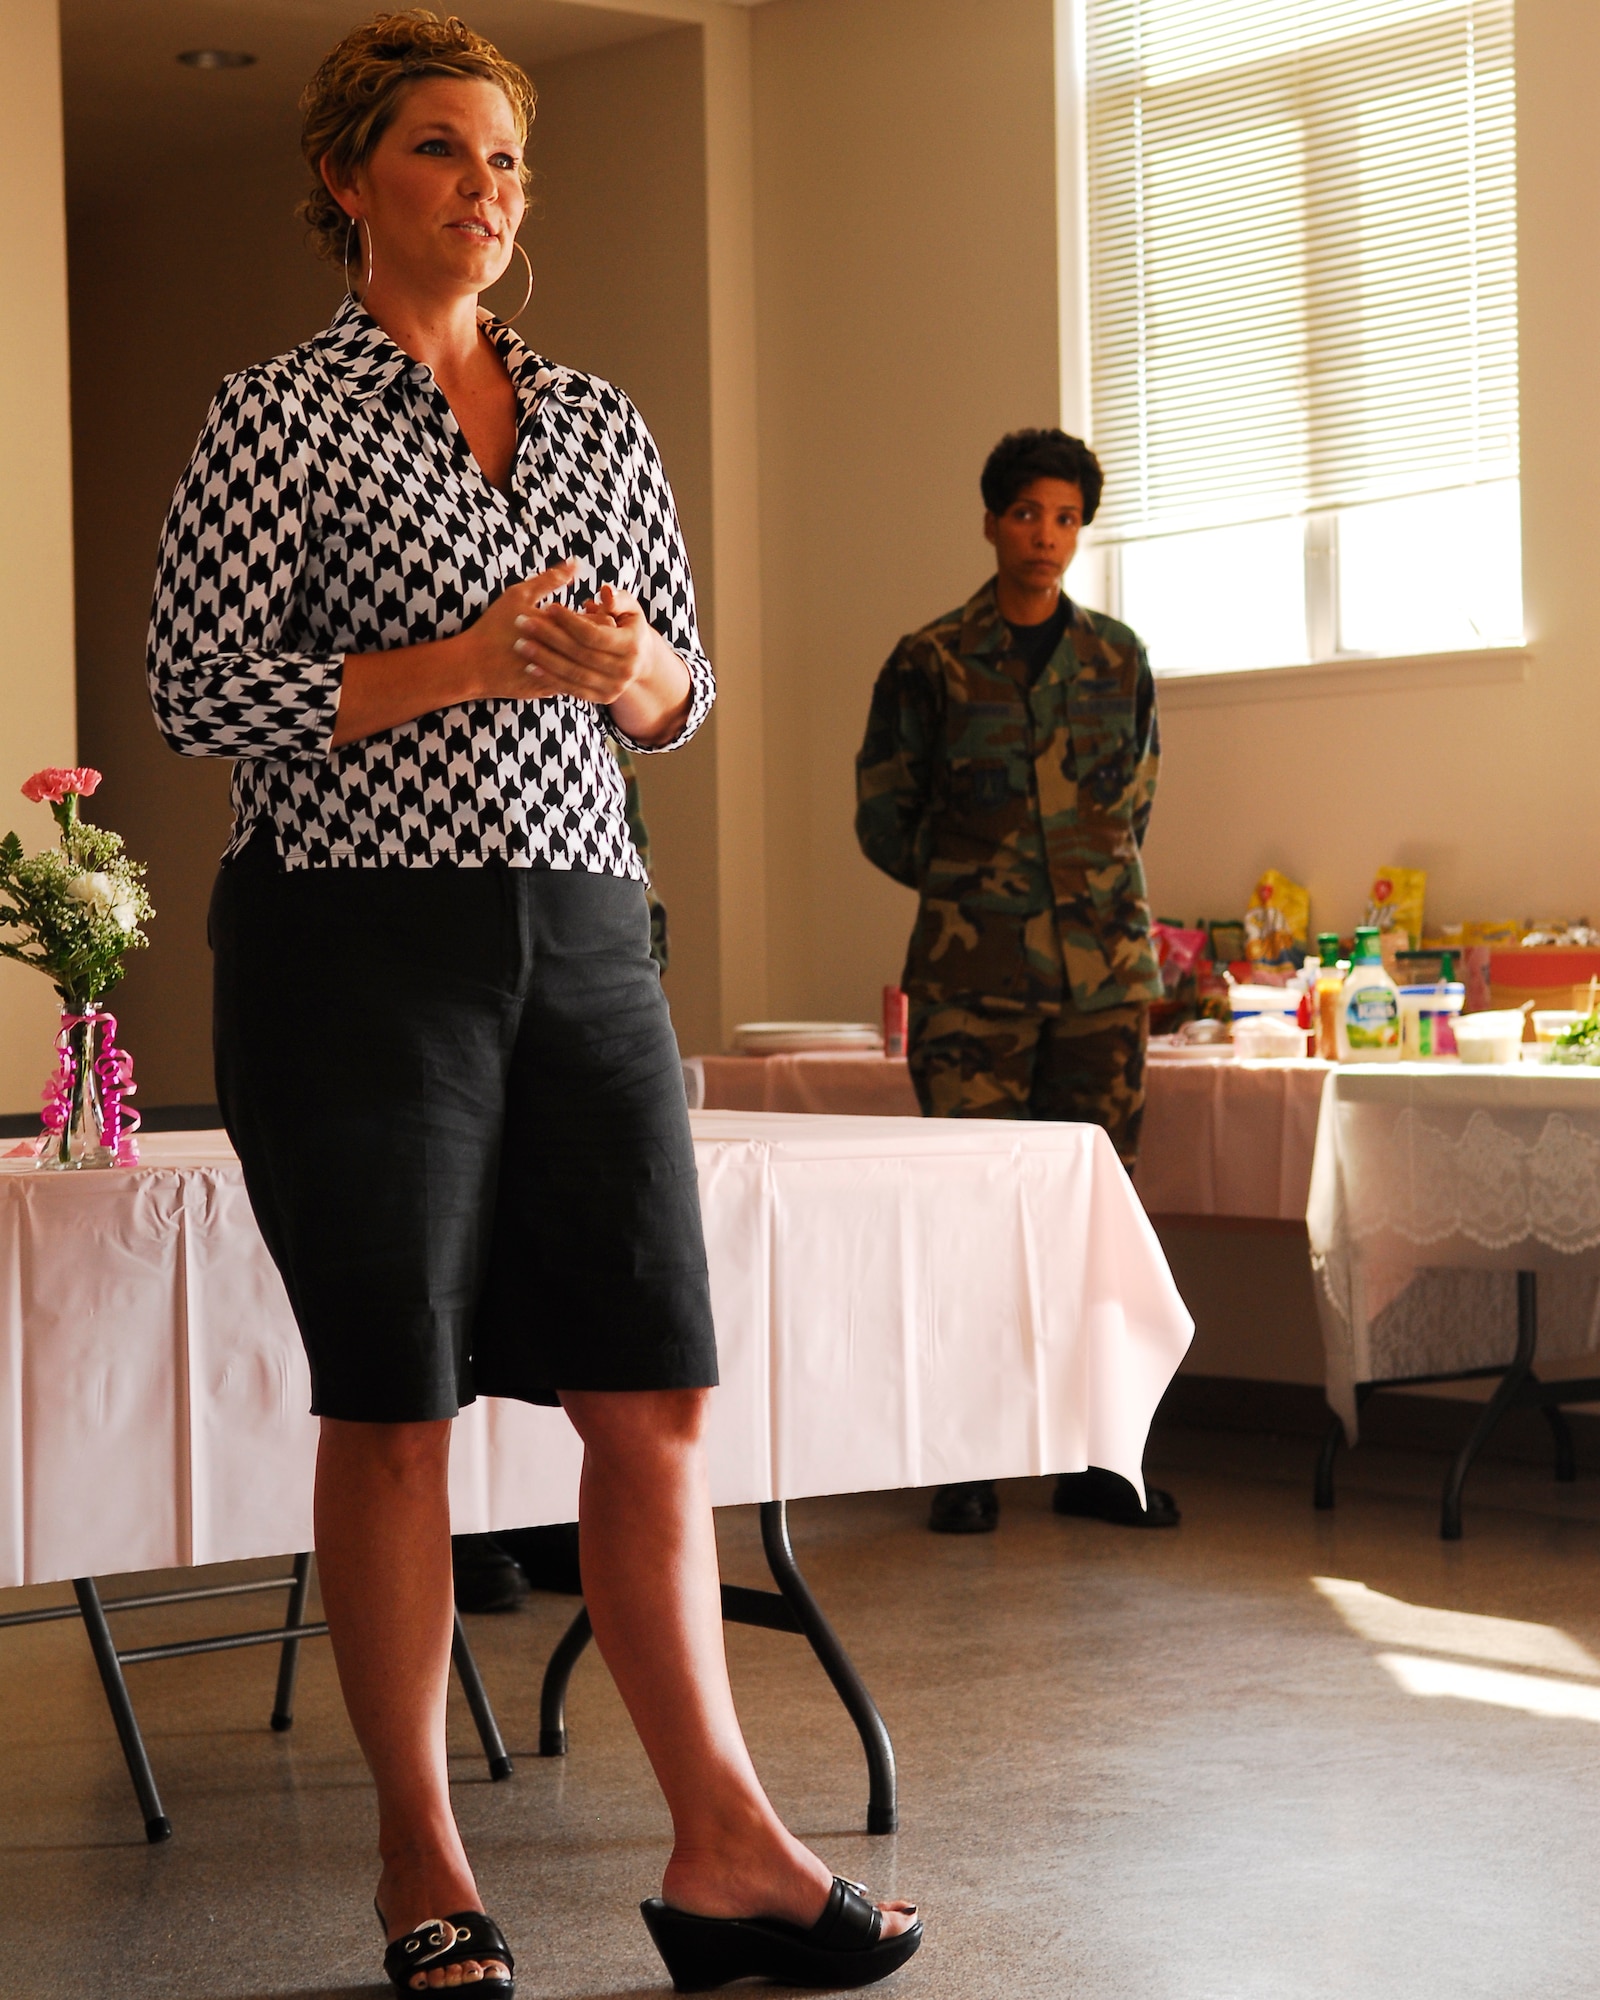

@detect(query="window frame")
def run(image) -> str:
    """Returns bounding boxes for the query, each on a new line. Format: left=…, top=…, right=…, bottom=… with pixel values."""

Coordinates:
left=1056, top=0, right=1525, bottom=692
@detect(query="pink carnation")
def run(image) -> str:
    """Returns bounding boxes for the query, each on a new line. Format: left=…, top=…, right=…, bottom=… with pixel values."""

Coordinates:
left=21, top=766, right=102, bottom=805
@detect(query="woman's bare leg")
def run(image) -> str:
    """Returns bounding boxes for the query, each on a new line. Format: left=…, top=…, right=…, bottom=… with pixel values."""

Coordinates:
left=314, top=1417, right=508, bottom=1988
left=559, top=1388, right=914, bottom=1935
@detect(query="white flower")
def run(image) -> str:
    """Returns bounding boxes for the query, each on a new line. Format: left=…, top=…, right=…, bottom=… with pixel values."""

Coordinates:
left=66, top=871, right=136, bottom=931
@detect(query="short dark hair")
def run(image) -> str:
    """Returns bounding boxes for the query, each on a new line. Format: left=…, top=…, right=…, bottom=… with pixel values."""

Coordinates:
left=980, top=428, right=1104, bottom=523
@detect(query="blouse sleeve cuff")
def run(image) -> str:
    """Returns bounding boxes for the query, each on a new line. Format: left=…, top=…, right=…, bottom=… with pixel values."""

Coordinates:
left=605, top=649, right=715, bottom=755
left=156, top=651, right=347, bottom=761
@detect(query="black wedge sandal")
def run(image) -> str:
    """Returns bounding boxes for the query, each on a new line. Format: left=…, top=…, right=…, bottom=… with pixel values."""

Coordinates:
left=380, top=1911, right=516, bottom=1996
left=640, top=1876, right=922, bottom=1992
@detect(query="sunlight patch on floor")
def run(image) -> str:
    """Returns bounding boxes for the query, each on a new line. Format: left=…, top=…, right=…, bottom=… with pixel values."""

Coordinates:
left=1313, top=1576, right=1600, bottom=1678
left=1377, top=1652, right=1600, bottom=1723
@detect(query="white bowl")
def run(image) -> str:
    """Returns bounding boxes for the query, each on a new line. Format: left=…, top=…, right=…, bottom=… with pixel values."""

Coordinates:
left=1454, top=1010, right=1526, bottom=1065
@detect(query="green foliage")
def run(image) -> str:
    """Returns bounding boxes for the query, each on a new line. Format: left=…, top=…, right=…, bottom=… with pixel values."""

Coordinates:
left=1549, top=1013, right=1600, bottom=1065
left=0, top=804, right=153, bottom=1011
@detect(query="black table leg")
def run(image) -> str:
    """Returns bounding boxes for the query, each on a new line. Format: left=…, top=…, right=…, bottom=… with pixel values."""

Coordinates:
left=534, top=1506, right=897, bottom=1833
left=1541, top=1396, right=1578, bottom=1483
left=1441, top=1270, right=1538, bottom=1541
left=539, top=1606, right=593, bottom=1756
left=1313, top=1384, right=1373, bottom=1511
left=270, top=1551, right=313, bottom=1731
left=759, top=1502, right=897, bottom=1834
left=1313, top=1413, right=1344, bottom=1511
left=73, top=1578, right=171, bottom=1843
left=451, top=1614, right=514, bottom=1779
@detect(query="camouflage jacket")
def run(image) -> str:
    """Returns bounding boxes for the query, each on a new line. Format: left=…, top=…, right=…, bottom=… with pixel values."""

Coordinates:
left=854, top=578, right=1161, bottom=1012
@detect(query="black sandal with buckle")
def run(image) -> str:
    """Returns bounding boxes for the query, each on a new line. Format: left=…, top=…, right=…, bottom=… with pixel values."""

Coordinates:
left=640, top=1876, right=922, bottom=1991
left=380, top=1911, right=515, bottom=1995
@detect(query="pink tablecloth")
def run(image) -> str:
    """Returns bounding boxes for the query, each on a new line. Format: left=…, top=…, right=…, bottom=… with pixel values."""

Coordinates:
left=0, top=1115, right=1191, bottom=1588
left=692, top=1050, right=1328, bottom=1222
left=1135, top=1054, right=1328, bottom=1221
left=690, top=1053, right=920, bottom=1117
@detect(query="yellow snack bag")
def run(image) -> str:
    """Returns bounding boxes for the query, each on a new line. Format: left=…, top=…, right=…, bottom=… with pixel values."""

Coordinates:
left=1366, top=867, right=1426, bottom=949
left=1245, top=868, right=1310, bottom=966
left=1462, top=918, right=1522, bottom=947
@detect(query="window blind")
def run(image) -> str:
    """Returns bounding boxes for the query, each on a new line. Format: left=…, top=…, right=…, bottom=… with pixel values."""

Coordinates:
left=1086, top=0, right=1517, bottom=540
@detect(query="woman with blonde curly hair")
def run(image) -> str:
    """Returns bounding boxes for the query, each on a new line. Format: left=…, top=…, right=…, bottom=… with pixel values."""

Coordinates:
left=147, top=11, right=920, bottom=1995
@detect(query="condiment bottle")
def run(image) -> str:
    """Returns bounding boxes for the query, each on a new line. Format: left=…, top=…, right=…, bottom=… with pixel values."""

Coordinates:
left=1315, top=933, right=1344, bottom=1060
left=882, top=985, right=908, bottom=1059
left=1298, top=958, right=1319, bottom=1056
left=1436, top=951, right=1459, bottom=1056
left=1337, top=927, right=1402, bottom=1062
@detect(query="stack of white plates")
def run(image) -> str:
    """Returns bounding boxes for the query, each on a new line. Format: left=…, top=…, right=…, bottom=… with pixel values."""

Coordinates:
left=731, top=1021, right=883, bottom=1055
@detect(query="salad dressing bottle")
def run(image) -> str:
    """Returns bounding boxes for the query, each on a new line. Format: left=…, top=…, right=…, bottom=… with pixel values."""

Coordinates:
left=1337, top=927, right=1402, bottom=1062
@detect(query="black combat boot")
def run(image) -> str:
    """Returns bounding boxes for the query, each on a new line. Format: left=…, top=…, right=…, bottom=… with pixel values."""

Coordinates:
left=928, top=1480, right=999, bottom=1534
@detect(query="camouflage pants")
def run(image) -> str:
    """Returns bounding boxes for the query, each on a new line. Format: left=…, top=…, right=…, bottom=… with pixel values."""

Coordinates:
left=908, top=998, right=1149, bottom=1169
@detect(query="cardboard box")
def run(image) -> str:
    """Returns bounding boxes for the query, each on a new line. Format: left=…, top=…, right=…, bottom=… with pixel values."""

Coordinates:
left=1488, top=947, right=1600, bottom=1034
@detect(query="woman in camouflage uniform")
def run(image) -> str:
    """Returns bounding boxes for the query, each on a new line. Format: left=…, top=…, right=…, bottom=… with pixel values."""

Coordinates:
left=855, top=427, right=1179, bottom=1538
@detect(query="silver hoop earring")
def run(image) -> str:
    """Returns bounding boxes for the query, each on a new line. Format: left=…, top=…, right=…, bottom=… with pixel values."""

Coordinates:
left=482, top=240, right=534, bottom=325
left=343, top=216, right=372, bottom=303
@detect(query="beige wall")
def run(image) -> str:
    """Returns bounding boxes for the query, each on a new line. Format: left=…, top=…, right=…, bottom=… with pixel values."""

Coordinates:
left=29, top=0, right=1600, bottom=1104
left=67, top=105, right=340, bottom=1106
left=526, top=25, right=724, bottom=1060
left=740, top=0, right=1600, bottom=1017
left=1134, top=0, right=1600, bottom=944
left=748, top=0, right=1061, bottom=1024
left=0, top=0, right=79, bottom=1112
left=60, top=16, right=721, bottom=1101
left=1141, top=0, right=1600, bottom=1397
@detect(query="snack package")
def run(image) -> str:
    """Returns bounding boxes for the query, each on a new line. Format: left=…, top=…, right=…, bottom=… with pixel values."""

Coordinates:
left=1461, top=945, right=1492, bottom=1012
left=1462, top=918, right=1522, bottom=947
left=1195, top=959, right=1232, bottom=1022
left=1244, top=869, right=1309, bottom=967
left=1206, top=919, right=1248, bottom=968
left=1366, top=867, right=1426, bottom=949
left=1148, top=921, right=1210, bottom=1034
left=1150, top=921, right=1208, bottom=996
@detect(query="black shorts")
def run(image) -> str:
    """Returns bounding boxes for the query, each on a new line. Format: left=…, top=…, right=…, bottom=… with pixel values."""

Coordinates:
left=209, top=841, right=718, bottom=1423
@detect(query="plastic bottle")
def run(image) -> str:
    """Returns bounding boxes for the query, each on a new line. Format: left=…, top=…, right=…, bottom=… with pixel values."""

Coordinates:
left=1337, top=927, right=1402, bottom=1062
left=1436, top=952, right=1459, bottom=1056
left=1314, top=934, right=1345, bottom=1060
left=1297, top=958, right=1319, bottom=1056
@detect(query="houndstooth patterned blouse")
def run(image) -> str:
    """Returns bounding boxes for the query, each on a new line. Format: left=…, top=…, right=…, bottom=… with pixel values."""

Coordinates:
left=147, top=296, right=713, bottom=873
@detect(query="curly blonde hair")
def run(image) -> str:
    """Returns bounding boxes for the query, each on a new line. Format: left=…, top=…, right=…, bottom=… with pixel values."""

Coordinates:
left=299, top=11, right=536, bottom=264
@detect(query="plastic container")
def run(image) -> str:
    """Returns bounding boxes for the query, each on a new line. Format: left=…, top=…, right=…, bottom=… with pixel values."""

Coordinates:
left=1398, top=982, right=1465, bottom=1059
left=1533, top=1009, right=1585, bottom=1045
left=1232, top=1013, right=1307, bottom=1060
left=1337, top=927, right=1401, bottom=1062
left=1453, top=1009, right=1526, bottom=1065
left=1228, top=983, right=1302, bottom=1019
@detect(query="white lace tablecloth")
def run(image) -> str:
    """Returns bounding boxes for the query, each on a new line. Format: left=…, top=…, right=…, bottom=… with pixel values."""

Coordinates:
left=1307, top=1065, right=1600, bottom=1437
left=0, top=1115, right=1192, bottom=1588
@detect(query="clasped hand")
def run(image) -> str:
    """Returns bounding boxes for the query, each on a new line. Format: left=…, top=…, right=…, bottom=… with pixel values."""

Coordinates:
left=330, top=557, right=690, bottom=752
left=471, top=558, right=653, bottom=706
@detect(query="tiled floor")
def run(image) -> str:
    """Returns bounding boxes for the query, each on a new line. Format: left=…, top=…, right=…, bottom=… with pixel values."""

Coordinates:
left=8, top=1422, right=1600, bottom=1998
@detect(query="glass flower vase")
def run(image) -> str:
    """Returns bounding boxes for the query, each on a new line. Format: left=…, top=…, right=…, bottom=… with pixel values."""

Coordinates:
left=36, top=1005, right=114, bottom=1170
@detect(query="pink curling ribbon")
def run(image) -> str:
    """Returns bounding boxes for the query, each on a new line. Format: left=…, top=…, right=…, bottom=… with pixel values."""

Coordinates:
left=38, top=1009, right=140, bottom=1166
left=93, top=1009, right=141, bottom=1166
